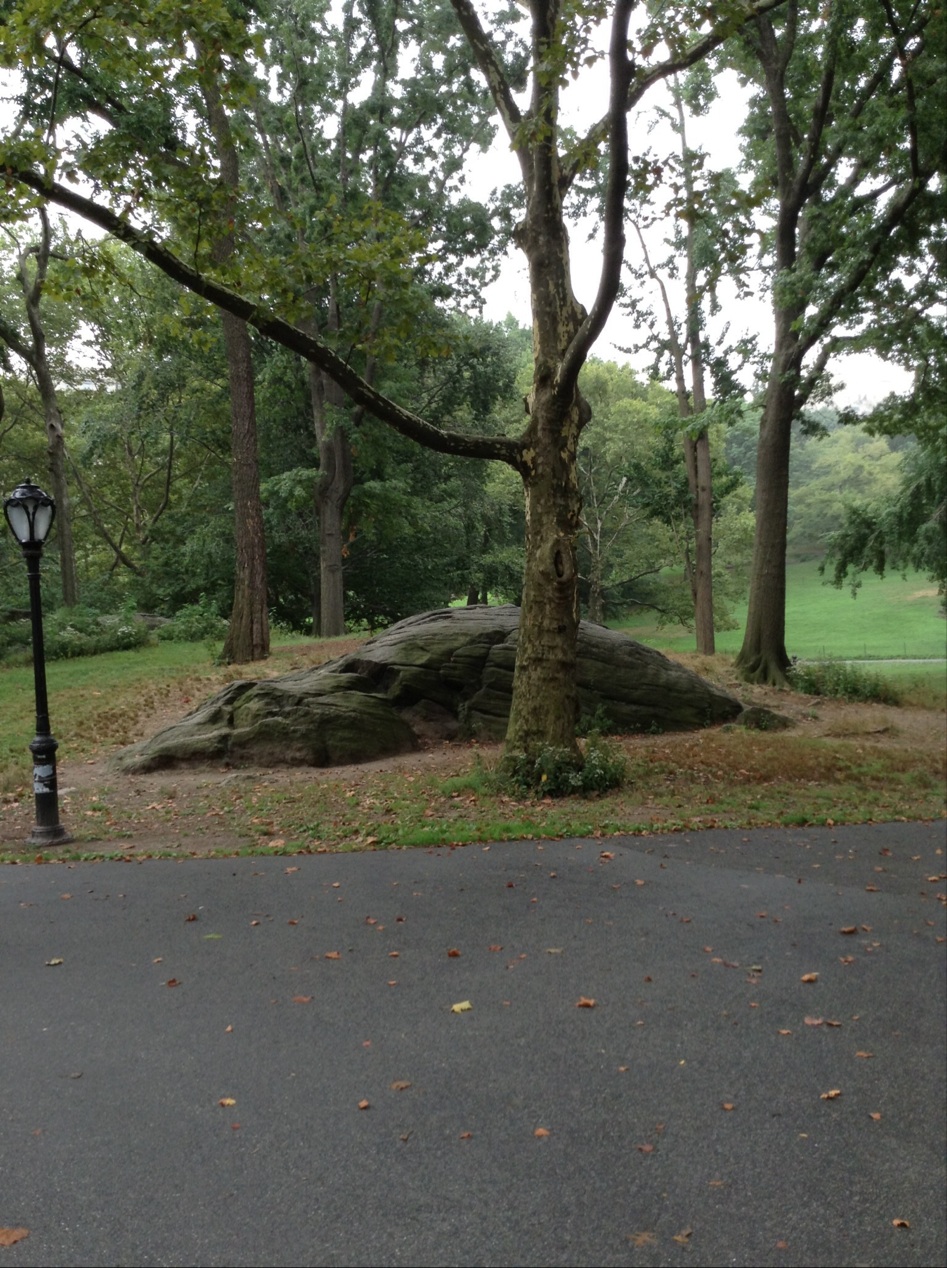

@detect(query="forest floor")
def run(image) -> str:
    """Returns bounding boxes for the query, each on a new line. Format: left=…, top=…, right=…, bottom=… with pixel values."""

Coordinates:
left=1, top=640, right=943, bottom=860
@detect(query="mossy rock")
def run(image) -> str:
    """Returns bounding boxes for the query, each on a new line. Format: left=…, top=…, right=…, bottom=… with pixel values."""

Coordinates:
left=112, top=606, right=743, bottom=773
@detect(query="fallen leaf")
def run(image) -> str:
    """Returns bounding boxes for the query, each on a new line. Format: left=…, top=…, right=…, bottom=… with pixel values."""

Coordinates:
left=635, top=879, right=646, bottom=887
left=60, top=893, right=72, bottom=900
left=450, top=1000, right=473, bottom=1013
left=672, top=1227, right=693, bottom=1245
left=324, top=951, right=341, bottom=959
left=855, top=1050, right=874, bottom=1059
left=390, top=1080, right=412, bottom=1092
left=45, top=958, right=64, bottom=967
left=357, top=1099, right=370, bottom=1110
left=165, top=978, right=181, bottom=988
left=600, top=851, right=614, bottom=860
left=775, top=1240, right=789, bottom=1250
left=488, top=944, right=503, bottom=952
left=230, top=1123, right=241, bottom=1130
left=800, top=972, right=819, bottom=983
left=892, top=1219, right=910, bottom=1229
left=777, top=1029, right=793, bottom=1036
left=825, top=1018, right=842, bottom=1027
left=533, top=1127, right=551, bottom=1138
left=865, top=883, right=879, bottom=892
left=388, top=951, right=399, bottom=958
left=250, top=920, right=260, bottom=927
left=721, top=1102, right=736, bottom=1112
left=626, top=1231, right=657, bottom=1248
left=218, top=1097, right=236, bottom=1107
left=287, top=919, right=298, bottom=926
left=839, top=926, right=857, bottom=935
left=576, top=996, right=597, bottom=1008
left=0, top=1229, right=29, bottom=1247
left=387, top=980, right=398, bottom=987
left=545, top=947, right=563, bottom=954
left=225, top=1025, right=233, bottom=1033
left=459, top=1131, right=473, bottom=1139
left=708, top=1179, right=725, bottom=1188
left=284, top=866, right=299, bottom=874
left=185, top=913, right=198, bottom=922
left=447, top=948, right=461, bottom=957
left=618, top=1065, right=629, bottom=1073
left=804, top=1016, right=824, bottom=1026
left=636, top=1142, right=654, bottom=1154
left=869, top=1112, right=882, bottom=1121
left=292, top=995, right=313, bottom=1004
left=820, top=1089, right=842, bottom=1100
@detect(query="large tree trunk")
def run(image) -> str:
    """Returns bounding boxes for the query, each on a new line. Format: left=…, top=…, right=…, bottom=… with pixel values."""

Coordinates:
left=506, top=387, right=586, bottom=757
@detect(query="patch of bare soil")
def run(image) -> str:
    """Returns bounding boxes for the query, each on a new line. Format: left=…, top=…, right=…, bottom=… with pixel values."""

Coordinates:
left=1, top=644, right=943, bottom=854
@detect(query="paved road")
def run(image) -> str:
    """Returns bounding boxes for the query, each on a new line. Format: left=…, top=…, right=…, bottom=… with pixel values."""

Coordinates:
left=2, top=821, right=945, bottom=1268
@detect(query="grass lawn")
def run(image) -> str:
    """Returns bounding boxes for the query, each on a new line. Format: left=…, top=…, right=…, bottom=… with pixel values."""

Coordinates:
left=0, top=596, right=942, bottom=861
left=616, top=561, right=946, bottom=661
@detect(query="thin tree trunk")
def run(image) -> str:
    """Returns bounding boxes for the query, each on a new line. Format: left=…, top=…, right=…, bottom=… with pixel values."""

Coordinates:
left=220, top=311, right=270, bottom=663
left=735, top=353, right=796, bottom=683
left=17, top=210, right=79, bottom=607
left=307, top=363, right=354, bottom=638
left=200, top=54, right=269, bottom=664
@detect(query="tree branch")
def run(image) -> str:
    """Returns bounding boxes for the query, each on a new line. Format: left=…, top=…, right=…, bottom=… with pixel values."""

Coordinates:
left=557, top=0, right=634, bottom=396
left=560, top=0, right=790, bottom=191
left=4, top=166, right=527, bottom=472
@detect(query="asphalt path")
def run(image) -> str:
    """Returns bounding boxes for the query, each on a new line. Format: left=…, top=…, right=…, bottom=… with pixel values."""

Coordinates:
left=2, top=821, right=945, bottom=1268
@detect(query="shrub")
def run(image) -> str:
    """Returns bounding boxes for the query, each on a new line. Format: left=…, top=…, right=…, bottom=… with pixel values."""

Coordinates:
left=0, top=604, right=153, bottom=663
left=156, top=595, right=229, bottom=643
left=788, top=660, right=902, bottom=705
left=499, top=734, right=627, bottom=797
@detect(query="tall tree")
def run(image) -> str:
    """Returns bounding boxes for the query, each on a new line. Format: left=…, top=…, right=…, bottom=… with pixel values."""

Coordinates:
left=729, top=0, right=944, bottom=683
left=0, top=0, right=786, bottom=762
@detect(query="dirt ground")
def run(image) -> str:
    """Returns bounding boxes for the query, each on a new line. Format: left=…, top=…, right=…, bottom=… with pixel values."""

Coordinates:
left=2, top=643, right=944, bottom=854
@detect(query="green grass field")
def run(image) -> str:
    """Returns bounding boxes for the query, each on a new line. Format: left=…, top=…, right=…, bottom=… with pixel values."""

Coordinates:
left=616, top=561, right=947, bottom=661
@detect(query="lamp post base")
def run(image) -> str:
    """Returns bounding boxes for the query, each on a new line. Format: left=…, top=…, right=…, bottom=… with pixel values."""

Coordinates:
left=27, top=822, right=74, bottom=846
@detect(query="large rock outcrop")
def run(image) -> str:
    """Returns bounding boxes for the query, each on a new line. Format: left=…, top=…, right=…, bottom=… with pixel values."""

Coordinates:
left=113, top=605, right=742, bottom=773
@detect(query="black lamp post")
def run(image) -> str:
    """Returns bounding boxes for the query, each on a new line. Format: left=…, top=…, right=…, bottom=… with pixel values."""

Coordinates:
left=4, top=478, right=72, bottom=846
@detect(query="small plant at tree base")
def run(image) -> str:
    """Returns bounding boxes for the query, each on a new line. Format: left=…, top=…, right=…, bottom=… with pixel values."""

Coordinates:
left=498, top=735, right=627, bottom=798
left=788, top=660, right=902, bottom=706
left=576, top=703, right=616, bottom=737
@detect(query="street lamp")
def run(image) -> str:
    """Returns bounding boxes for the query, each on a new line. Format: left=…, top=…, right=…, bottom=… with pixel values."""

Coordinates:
left=4, top=478, right=72, bottom=846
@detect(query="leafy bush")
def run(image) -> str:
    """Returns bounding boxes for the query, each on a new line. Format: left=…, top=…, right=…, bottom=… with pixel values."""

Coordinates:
left=788, top=659, right=902, bottom=705
left=156, top=595, right=229, bottom=643
left=0, top=604, right=152, bottom=663
left=499, top=734, right=627, bottom=797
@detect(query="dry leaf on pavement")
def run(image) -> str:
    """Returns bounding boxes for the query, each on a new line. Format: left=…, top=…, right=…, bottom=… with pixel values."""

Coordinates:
left=0, top=1229, right=29, bottom=1247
